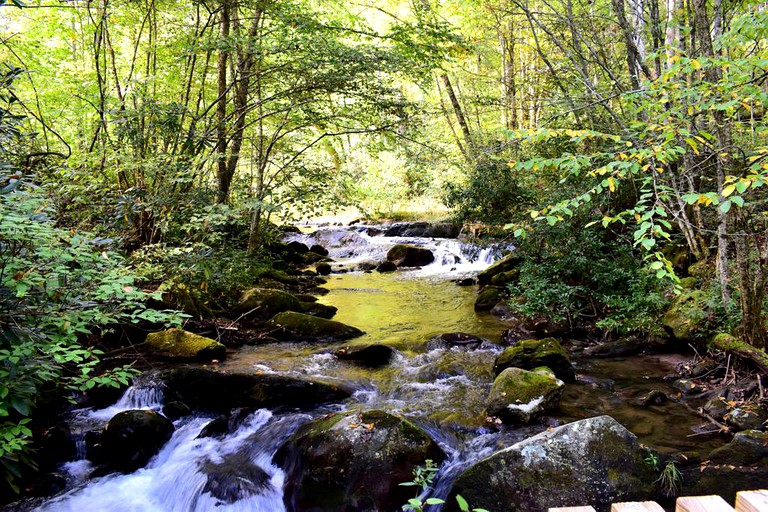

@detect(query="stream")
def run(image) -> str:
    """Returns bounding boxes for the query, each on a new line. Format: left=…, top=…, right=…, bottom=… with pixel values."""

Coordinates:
left=27, top=225, right=724, bottom=512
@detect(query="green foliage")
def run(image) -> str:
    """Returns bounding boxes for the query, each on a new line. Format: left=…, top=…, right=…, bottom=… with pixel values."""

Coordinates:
left=400, top=460, right=489, bottom=512
left=507, top=222, right=670, bottom=334
left=0, top=188, right=183, bottom=492
left=656, top=461, right=682, bottom=497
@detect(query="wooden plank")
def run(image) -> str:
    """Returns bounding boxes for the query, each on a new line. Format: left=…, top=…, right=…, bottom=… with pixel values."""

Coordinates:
left=736, top=490, right=768, bottom=512
left=611, top=502, right=665, bottom=511
left=676, top=495, right=736, bottom=512
left=548, top=507, right=597, bottom=512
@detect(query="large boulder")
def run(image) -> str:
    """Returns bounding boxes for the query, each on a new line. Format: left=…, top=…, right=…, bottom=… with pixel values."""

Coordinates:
left=276, top=409, right=445, bottom=512
left=300, top=302, right=338, bottom=319
left=477, top=254, right=523, bottom=286
left=426, top=332, right=489, bottom=351
left=486, top=367, right=564, bottom=424
left=494, top=338, right=576, bottom=382
left=474, top=286, right=506, bottom=312
left=383, top=221, right=461, bottom=238
left=145, top=328, right=226, bottom=362
left=237, top=288, right=302, bottom=321
left=447, top=415, right=656, bottom=511
left=386, top=244, right=435, bottom=268
left=162, top=367, right=352, bottom=413
left=265, top=311, right=364, bottom=342
left=86, top=410, right=174, bottom=473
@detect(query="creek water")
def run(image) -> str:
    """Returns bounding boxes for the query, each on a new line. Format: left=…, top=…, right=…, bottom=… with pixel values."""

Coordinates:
left=30, top=225, right=723, bottom=512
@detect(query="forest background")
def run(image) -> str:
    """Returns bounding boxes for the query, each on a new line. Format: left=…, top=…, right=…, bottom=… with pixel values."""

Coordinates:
left=0, top=0, right=767, bottom=496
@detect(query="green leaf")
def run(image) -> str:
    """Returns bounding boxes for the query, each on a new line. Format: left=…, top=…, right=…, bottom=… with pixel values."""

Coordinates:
left=425, top=498, right=445, bottom=505
left=649, top=261, right=664, bottom=270
left=641, top=238, right=656, bottom=250
left=456, top=495, right=470, bottom=512
left=720, top=200, right=732, bottom=213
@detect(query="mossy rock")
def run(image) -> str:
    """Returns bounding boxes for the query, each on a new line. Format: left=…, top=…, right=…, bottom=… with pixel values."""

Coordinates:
left=386, top=244, right=435, bottom=267
left=300, top=301, right=338, bottom=319
left=237, top=288, right=302, bottom=321
left=490, top=269, right=520, bottom=286
left=276, top=409, right=445, bottom=512
left=446, top=416, right=656, bottom=512
left=662, top=290, right=710, bottom=342
left=688, top=259, right=715, bottom=279
left=494, top=338, right=575, bottom=382
left=477, top=253, right=523, bottom=286
left=678, top=276, right=697, bottom=289
left=145, top=328, right=226, bottom=362
left=474, top=286, right=506, bottom=312
left=486, top=367, right=564, bottom=424
left=265, top=311, right=364, bottom=342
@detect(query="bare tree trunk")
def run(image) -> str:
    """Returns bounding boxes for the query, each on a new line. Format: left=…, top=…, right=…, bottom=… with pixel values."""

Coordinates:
left=440, top=73, right=473, bottom=157
left=215, top=0, right=231, bottom=203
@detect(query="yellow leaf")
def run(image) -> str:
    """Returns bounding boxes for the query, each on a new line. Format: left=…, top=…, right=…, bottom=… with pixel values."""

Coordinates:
left=607, top=177, right=616, bottom=192
left=530, top=210, right=539, bottom=219
left=722, top=185, right=735, bottom=197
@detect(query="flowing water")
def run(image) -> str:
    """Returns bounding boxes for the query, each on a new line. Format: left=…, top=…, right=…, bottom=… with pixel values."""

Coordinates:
left=29, top=225, right=724, bottom=512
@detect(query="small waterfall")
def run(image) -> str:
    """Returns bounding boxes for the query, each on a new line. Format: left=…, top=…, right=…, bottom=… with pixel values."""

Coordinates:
left=285, top=225, right=511, bottom=274
left=85, top=376, right=165, bottom=422
left=43, top=410, right=311, bottom=512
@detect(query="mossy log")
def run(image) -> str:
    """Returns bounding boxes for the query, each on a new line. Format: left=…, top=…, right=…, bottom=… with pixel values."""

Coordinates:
left=710, top=333, right=768, bottom=374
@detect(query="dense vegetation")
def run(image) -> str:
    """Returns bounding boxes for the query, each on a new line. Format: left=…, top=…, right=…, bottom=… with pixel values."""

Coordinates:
left=1, top=0, right=767, bottom=498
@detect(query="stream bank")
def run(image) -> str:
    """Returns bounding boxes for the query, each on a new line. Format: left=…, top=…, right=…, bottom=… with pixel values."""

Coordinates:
left=7, top=222, right=768, bottom=511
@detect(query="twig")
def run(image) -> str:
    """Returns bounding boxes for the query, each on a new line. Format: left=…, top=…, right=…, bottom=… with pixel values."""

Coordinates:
left=723, top=354, right=731, bottom=385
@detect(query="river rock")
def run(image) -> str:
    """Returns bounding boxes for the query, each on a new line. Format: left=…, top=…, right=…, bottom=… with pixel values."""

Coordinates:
left=303, top=251, right=327, bottom=264
left=86, top=410, right=175, bottom=473
left=447, top=415, right=656, bottom=511
left=474, top=286, right=506, bottom=312
left=334, top=344, right=395, bottom=367
left=386, top=244, right=435, bottom=267
left=237, top=288, right=302, bottom=321
left=145, top=328, right=226, bottom=362
left=162, top=367, right=352, bottom=413
left=490, top=269, right=520, bottom=286
left=725, top=407, right=767, bottom=431
left=277, top=409, right=445, bottom=512
left=287, top=241, right=310, bottom=254
left=310, top=244, right=329, bottom=256
left=486, top=367, right=564, bottom=424
left=300, top=302, right=338, bottom=319
left=357, top=259, right=378, bottom=271
left=583, top=337, right=642, bottom=358
left=383, top=221, right=461, bottom=238
left=494, top=338, right=575, bottom=382
left=265, top=311, right=364, bottom=341
left=376, top=261, right=397, bottom=273
left=477, top=253, right=523, bottom=286
left=316, top=262, right=332, bottom=275
left=426, top=332, right=488, bottom=351
left=201, top=451, right=273, bottom=505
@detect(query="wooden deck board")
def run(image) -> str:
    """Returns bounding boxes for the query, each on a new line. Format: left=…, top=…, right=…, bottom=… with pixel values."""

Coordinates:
left=736, top=490, right=768, bottom=512
left=676, top=495, right=736, bottom=512
left=611, top=501, right=665, bottom=511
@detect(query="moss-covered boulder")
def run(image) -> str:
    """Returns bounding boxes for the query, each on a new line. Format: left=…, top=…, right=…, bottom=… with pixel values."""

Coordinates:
left=493, top=338, right=575, bottom=382
left=386, top=244, right=435, bottom=267
left=237, top=288, right=302, bottom=321
left=662, top=289, right=710, bottom=342
left=162, top=367, right=352, bottom=413
left=265, top=311, right=364, bottom=342
left=200, top=451, right=274, bottom=505
left=681, top=430, right=768, bottom=502
left=477, top=253, right=523, bottom=286
left=276, top=409, right=445, bottom=512
left=446, top=415, right=656, bottom=512
left=86, top=410, right=174, bottom=473
left=474, top=286, right=506, bottom=312
left=145, top=328, right=226, bottom=362
left=486, top=367, right=564, bottom=424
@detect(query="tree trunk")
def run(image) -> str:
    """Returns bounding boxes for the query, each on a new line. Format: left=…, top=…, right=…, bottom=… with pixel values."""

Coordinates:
left=440, top=73, right=473, bottom=158
left=215, top=0, right=231, bottom=203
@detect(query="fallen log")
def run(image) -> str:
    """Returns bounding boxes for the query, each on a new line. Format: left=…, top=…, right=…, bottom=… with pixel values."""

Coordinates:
left=709, top=333, right=768, bottom=375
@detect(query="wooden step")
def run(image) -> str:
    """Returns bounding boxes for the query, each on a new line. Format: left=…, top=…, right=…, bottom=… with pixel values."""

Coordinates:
left=611, top=502, right=665, bottom=511
left=548, top=507, right=597, bottom=512
left=676, top=495, right=736, bottom=512
left=736, top=490, right=768, bottom=512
